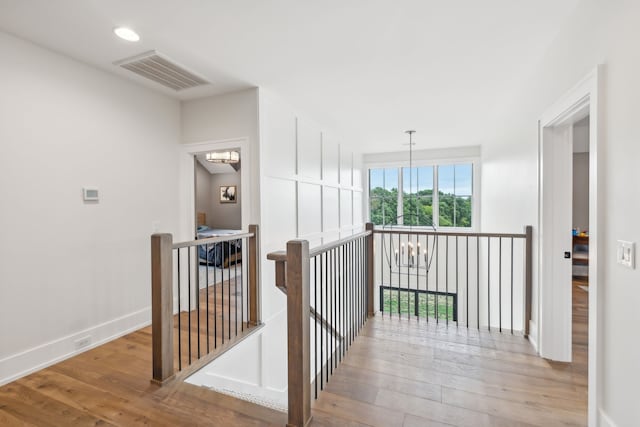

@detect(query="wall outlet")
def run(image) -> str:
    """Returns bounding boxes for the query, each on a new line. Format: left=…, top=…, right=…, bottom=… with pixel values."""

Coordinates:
left=74, top=336, right=92, bottom=350
left=616, top=240, right=635, bottom=269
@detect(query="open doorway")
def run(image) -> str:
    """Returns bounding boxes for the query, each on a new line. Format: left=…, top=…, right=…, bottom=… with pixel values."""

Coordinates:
left=538, top=67, right=601, bottom=426
left=194, top=150, right=242, bottom=236
left=178, top=138, right=251, bottom=243
left=571, top=117, right=589, bottom=373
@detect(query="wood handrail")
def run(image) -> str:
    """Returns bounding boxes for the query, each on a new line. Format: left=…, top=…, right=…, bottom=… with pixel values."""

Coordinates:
left=309, top=230, right=372, bottom=257
left=373, top=228, right=527, bottom=239
left=172, top=232, right=254, bottom=249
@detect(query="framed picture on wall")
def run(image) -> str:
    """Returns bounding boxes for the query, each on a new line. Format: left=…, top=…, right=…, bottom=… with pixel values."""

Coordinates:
left=220, top=185, right=237, bottom=203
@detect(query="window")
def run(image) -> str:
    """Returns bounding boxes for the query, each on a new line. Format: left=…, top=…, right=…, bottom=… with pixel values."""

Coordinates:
left=369, top=163, right=474, bottom=228
left=369, top=168, right=398, bottom=226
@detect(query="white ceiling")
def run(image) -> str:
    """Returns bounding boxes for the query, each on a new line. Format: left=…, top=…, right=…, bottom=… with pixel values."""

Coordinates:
left=0, top=0, right=581, bottom=152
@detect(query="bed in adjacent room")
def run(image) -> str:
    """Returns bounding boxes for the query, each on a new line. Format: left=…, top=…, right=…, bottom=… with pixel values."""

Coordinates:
left=197, top=226, right=243, bottom=268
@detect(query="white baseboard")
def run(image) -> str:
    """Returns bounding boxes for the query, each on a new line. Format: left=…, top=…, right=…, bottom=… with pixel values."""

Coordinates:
left=599, top=409, right=617, bottom=427
left=527, top=319, right=538, bottom=352
left=0, top=307, right=151, bottom=386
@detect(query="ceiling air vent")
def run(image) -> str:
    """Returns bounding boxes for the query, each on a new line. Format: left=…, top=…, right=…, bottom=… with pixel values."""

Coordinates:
left=114, top=50, right=208, bottom=91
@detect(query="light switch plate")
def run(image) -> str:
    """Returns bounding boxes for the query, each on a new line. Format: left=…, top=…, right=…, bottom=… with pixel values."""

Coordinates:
left=617, top=240, right=635, bottom=269
left=83, top=187, right=99, bottom=202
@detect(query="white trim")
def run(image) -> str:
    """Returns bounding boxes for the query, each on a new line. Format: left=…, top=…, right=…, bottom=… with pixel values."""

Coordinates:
left=598, top=409, right=618, bottom=427
left=538, top=66, right=602, bottom=427
left=527, top=319, right=539, bottom=351
left=0, top=307, right=150, bottom=386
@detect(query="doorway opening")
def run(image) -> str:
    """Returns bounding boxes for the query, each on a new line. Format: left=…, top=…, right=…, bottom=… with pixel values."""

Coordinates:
left=178, top=138, right=251, bottom=244
left=538, top=67, right=601, bottom=426
left=193, top=149, right=243, bottom=237
left=571, top=117, right=589, bottom=374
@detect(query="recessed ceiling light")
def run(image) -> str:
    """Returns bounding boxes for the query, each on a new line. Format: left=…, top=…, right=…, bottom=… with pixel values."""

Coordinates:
left=113, top=27, right=140, bottom=42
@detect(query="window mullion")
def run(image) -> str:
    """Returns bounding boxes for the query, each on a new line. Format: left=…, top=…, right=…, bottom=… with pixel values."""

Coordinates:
left=397, top=167, right=403, bottom=225
left=433, top=166, right=439, bottom=228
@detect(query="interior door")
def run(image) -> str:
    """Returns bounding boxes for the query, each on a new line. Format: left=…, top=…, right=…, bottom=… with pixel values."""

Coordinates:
left=539, top=124, right=573, bottom=361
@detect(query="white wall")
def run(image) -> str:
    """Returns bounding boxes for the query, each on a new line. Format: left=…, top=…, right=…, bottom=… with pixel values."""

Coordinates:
left=573, top=152, right=589, bottom=232
left=195, top=160, right=215, bottom=226
left=0, top=32, right=181, bottom=384
left=210, top=171, right=242, bottom=229
left=480, top=0, right=640, bottom=424
left=573, top=117, right=590, bottom=232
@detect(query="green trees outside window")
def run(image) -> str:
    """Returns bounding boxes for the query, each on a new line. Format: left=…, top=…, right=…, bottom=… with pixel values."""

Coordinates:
left=369, top=164, right=473, bottom=228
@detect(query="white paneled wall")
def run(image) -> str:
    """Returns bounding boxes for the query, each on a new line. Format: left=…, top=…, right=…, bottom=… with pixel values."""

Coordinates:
left=191, top=90, right=364, bottom=399
left=260, top=93, right=364, bottom=250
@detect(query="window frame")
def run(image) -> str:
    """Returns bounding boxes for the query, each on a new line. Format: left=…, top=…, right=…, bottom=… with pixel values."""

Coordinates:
left=365, top=157, right=480, bottom=231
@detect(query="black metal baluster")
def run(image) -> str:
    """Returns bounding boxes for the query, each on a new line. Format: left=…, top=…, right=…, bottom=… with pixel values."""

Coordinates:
left=240, top=239, right=244, bottom=333
left=455, top=236, right=459, bottom=327
left=359, top=237, right=367, bottom=330
left=235, top=241, right=238, bottom=337
left=397, top=233, right=401, bottom=317
left=359, top=238, right=363, bottom=328
left=320, top=252, right=324, bottom=390
left=206, top=244, right=210, bottom=353
left=334, top=247, right=338, bottom=368
left=426, top=235, right=429, bottom=322
left=446, top=235, right=449, bottom=325
left=221, top=243, right=225, bottom=345
left=388, top=234, right=392, bottom=316
left=177, top=248, right=182, bottom=371
left=381, top=234, right=384, bottom=315
left=353, top=240, right=357, bottom=340
left=510, top=237, right=514, bottom=334
left=356, top=238, right=359, bottom=328
left=476, top=236, right=480, bottom=329
left=416, top=235, right=420, bottom=320
left=435, top=235, right=439, bottom=323
left=325, top=250, right=329, bottom=384
left=213, top=249, right=217, bottom=349
left=466, top=236, right=469, bottom=328
left=499, top=237, right=502, bottom=333
left=188, top=248, right=192, bottom=365
left=405, top=234, right=409, bottom=319
left=228, top=243, right=231, bottom=341
left=196, top=246, right=201, bottom=360
left=342, top=244, right=345, bottom=359
left=340, top=245, right=347, bottom=360
left=488, top=236, right=491, bottom=331
left=314, top=255, right=318, bottom=399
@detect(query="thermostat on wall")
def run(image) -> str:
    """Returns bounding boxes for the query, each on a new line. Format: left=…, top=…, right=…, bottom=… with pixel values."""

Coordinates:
left=83, top=187, right=99, bottom=202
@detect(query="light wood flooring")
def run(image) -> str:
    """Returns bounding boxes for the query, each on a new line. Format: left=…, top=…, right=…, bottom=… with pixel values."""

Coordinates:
left=309, top=279, right=589, bottom=427
left=0, top=279, right=588, bottom=426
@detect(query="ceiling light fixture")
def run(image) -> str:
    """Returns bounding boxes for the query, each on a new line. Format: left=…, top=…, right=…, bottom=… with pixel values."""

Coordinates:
left=206, top=151, right=240, bottom=164
left=113, top=27, right=140, bottom=42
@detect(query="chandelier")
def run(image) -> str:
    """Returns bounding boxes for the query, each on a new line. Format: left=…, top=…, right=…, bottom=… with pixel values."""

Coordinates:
left=206, top=151, right=240, bottom=164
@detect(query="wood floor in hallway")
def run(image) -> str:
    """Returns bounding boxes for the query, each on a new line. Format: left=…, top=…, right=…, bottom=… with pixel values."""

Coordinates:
left=0, top=279, right=588, bottom=426
left=310, top=282, right=588, bottom=427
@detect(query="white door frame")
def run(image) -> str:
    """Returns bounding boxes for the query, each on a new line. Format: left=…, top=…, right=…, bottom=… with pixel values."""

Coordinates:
left=538, top=66, right=602, bottom=426
left=179, top=137, right=252, bottom=243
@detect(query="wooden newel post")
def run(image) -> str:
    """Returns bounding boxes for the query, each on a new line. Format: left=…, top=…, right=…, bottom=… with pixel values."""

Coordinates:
left=248, top=224, right=261, bottom=326
left=523, top=225, right=533, bottom=338
left=151, top=233, right=174, bottom=384
left=365, top=223, right=375, bottom=317
left=286, top=239, right=312, bottom=427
